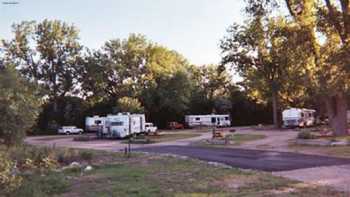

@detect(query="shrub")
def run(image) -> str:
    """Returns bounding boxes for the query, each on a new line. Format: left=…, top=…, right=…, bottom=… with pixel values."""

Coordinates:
left=0, top=153, right=23, bottom=194
left=79, top=151, right=94, bottom=162
left=12, top=172, right=68, bottom=197
left=56, top=148, right=79, bottom=164
left=297, top=131, right=315, bottom=139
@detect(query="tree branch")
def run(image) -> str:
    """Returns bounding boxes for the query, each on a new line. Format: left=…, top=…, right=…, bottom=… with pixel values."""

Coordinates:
left=339, top=0, right=350, bottom=39
left=324, top=0, right=347, bottom=43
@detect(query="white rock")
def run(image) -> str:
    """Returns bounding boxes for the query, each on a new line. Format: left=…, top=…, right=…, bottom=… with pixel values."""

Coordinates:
left=84, top=165, right=93, bottom=172
left=69, top=161, right=81, bottom=168
left=330, top=141, right=348, bottom=146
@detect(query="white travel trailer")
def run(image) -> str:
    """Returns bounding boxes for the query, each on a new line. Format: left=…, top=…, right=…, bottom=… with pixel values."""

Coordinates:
left=97, top=113, right=146, bottom=138
left=85, top=116, right=105, bottom=132
left=185, top=114, right=231, bottom=128
left=282, top=108, right=316, bottom=127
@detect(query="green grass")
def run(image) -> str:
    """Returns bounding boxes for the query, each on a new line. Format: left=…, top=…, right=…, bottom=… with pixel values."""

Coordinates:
left=2, top=145, right=347, bottom=197
left=10, top=171, right=69, bottom=197
left=124, top=133, right=201, bottom=144
left=194, top=133, right=266, bottom=147
left=227, top=134, right=266, bottom=145
left=58, top=155, right=345, bottom=197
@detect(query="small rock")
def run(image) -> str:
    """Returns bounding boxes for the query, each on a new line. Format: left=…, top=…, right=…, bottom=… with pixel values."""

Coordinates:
left=330, top=141, right=348, bottom=146
left=84, top=165, right=93, bottom=172
left=69, top=161, right=81, bottom=168
left=207, top=161, right=232, bottom=169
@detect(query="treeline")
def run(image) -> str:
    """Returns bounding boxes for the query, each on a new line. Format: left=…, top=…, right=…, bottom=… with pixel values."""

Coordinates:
left=220, top=0, right=350, bottom=136
left=0, top=20, right=272, bottom=139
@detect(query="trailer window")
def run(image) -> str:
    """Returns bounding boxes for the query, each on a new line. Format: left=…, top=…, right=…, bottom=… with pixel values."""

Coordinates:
left=111, top=122, right=123, bottom=126
left=195, top=117, right=200, bottom=121
left=225, top=117, right=229, bottom=120
left=211, top=117, right=216, bottom=123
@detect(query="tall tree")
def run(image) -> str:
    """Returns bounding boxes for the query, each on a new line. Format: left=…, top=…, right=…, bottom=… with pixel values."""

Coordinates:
left=285, top=0, right=350, bottom=135
left=80, top=34, right=149, bottom=102
left=2, top=20, right=83, bottom=111
left=0, top=64, right=41, bottom=146
left=221, top=15, right=307, bottom=128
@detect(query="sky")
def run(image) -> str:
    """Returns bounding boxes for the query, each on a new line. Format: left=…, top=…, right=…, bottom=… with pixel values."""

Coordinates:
left=0, top=0, right=247, bottom=66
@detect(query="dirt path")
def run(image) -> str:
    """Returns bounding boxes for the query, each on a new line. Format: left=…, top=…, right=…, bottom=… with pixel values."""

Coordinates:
left=24, top=130, right=214, bottom=151
left=234, top=129, right=298, bottom=151
left=273, top=164, right=350, bottom=192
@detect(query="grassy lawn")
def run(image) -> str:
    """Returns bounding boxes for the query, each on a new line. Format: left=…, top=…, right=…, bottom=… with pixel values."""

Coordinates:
left=194, top=133, right=266, bottom=147
left=1, top=145, right=347, bottom=197
left=227, top=133, right=266, bottom=145
left=123, top=133, right=201, bottom=144
left=59, top=154, right=344, bottom=197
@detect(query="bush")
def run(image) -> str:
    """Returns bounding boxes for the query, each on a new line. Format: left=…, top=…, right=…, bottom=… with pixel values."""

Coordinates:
left=297, top=131, right=315, bottom=139
left=79, top=151, right=94, bottom=162
left=56, top=148, right=80, bottom=164
left=12, top=172, right=68, bottom=197
left=0, top=153, right=23, bottom=194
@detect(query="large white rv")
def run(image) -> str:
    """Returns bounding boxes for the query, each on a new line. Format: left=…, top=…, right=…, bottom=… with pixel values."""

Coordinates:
left=282, top=108, right=316, bottom=127
left=85, top=116, right=105, bottom=132
left=185, top=114, right=231, bottom=128
left=86, top=113, right=155, bottom=138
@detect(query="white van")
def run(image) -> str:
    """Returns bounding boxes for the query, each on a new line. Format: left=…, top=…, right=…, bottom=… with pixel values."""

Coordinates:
left=282, top=108, right=316, bottom=127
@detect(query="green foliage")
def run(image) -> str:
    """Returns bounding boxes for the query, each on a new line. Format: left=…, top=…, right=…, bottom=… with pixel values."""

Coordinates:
left=0, top=65, right=41, bottom=146
left=3, top=20, right=82, bottom=99
left=79, top=151, right=94, bottom=162
left=116, top=97, right=144, bottom=113
left=36, top=96, right=88, bottom=134
left=141, top=71, right=192, bottom=128
left=0, top=153, right=23, bottom=194
left=12, top=172, right=68, bottom=197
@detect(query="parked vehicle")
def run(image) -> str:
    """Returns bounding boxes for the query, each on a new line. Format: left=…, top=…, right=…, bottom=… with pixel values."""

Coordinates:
left=145, top=122, right=157, bottom=133
left=95, top=113, right=146, bottom=138
left=58, top=126, right=83, bottom=135
left=85, top=115, right=105, bottom=132
left=282, top=108, right=316, bottom=128
left=168, top=121, right=185, bottom=130
left=185, top=114, right=231, bottom=128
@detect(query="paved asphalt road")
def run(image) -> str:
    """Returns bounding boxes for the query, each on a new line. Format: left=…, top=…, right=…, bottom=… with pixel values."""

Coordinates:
left=135, top=146, right=350, bottom=172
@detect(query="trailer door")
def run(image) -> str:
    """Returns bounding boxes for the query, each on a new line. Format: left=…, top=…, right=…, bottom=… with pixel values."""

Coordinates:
left=211, top=117, right=216, bottom=124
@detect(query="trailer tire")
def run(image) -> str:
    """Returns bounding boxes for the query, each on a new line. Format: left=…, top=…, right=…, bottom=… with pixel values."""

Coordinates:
left=66, top=131, right=70, bottom=135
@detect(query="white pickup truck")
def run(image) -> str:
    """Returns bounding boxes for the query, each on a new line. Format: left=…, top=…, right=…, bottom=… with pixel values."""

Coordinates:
left=145, top=123, right=157, bottom=133
left=58, top=126, right=83, bottom=135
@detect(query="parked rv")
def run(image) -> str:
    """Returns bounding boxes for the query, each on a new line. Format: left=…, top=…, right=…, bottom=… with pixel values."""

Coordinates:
left=282, top=108, right=316, bottom=128
left=185, top=114, right=231, bottom=128
left=85, top=115, right=105, bottom=132
left=86, top=113, right=157, bottom=138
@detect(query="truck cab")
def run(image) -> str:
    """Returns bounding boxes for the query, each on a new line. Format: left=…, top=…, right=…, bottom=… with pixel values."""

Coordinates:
left=145, top=122, right=157, bottom=133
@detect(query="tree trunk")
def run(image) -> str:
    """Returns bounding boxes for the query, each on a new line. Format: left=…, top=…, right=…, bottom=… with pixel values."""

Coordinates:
left=325, top=92, right=348, bottom=136
left=272, top=90, right=281, bottom=128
